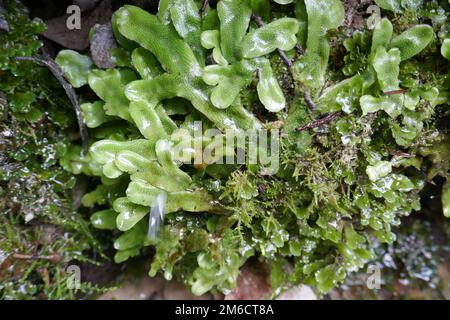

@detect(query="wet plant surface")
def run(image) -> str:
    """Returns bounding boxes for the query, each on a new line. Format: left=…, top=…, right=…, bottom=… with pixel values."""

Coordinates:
left=0, top=0, right=450, bottom=300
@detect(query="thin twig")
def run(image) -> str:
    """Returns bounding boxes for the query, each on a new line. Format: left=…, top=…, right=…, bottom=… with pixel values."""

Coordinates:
left=392, top=151, right=414, bottom=158
left=251, top=13, right=265, bottom=28
left=251, top=13, right=316, bottom=110
left=295, top=44, right=305, bottom=56
left=295, top=111, right=342, bottom=132
left=298, top=82, right=316, bottom=110
left=276, top=48, right=293, bottom=69
left=15, top=56, right=89, bottom=152
left=251, top=14, right=292, bottom=67
left=200, top=0, right=209, bottom=15
left=382, top=89, right=407, bottom=96
left=12, top=253, right=61, bottom=263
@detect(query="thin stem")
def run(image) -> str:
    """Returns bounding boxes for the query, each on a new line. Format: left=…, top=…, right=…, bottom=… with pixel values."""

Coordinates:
left=200, top=0, right=209, bottom=15
left=295, top=44, right=305, bottom=56
left=276, top=48, right=293, bottom=70
left=392, top=151, right=414, bottom=158
left=251, top=13, right=265, bottom=28
left=251, top=13, right=316, bottom=110
left=382, top=89, right=407, bottom=96
left=16, top=55, right=89, bottom=153
left=295, top=111, right=342, bottom=132
left=12, top=253, right=61, bottom=263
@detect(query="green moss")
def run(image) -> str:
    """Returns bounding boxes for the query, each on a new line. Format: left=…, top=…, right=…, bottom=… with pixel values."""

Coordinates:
left=0, top=0, right=106, bottom=299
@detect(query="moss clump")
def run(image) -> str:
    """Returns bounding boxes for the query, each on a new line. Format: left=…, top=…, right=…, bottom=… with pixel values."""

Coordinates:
left=0, top=0, right=105, bottom=299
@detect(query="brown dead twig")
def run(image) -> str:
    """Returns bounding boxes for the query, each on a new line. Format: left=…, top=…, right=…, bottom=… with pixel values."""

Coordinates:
left=392, top=151, right=415, bottom=158
left=12, top=253, right=61, bottom=264
left=295, top=111, right=343, bottom=132
left=250, top=13, right=316, bottom=110
left=15, top=55, right=89, bottom=152
left=382, top=88, right=408, bottom=96
left=295, top=88, right=407, bottom=135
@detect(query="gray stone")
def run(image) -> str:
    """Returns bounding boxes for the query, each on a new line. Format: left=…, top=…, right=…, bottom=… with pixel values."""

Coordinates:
left=276, top=285, right=317, bottom=300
